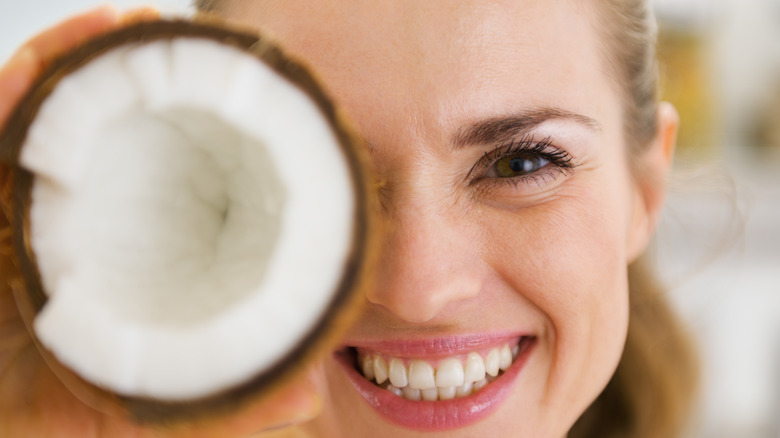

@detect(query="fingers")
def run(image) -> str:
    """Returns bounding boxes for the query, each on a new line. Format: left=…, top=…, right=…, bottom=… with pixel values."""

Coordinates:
left=248, top=376, right=323, bottom=431
left=161, top=369, right=324, bottom=438
left=18, top=5, right=160, bottom=71
left=21, top=5, right=121, bottom=67
left=0, top=6, right=161, bottom=133
left=0, top=47, right=39, bottom=134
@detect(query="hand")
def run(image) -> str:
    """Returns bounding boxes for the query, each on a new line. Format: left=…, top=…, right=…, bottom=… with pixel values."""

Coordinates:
left=0, top=7, right=321, bottom=437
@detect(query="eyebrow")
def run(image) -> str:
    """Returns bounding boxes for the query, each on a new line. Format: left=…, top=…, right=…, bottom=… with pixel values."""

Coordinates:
left=451, top=107, right=601, bottom=149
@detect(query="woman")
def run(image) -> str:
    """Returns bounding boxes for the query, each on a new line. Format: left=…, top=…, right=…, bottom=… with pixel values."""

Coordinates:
left=0, top=1, right=697, bottom=437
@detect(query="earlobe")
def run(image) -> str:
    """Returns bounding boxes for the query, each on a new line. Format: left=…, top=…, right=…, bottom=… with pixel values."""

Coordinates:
left=626, top=102, right=679, bottom=262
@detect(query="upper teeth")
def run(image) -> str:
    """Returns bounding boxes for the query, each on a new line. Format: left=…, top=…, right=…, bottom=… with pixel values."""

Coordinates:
left=357, top=343, right=518, bottom=401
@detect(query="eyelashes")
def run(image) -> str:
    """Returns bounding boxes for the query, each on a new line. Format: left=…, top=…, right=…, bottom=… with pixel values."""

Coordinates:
left=468, top=135, right=577, bottom=189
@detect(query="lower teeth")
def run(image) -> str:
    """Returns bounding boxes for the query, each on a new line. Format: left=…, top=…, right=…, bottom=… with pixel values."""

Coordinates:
left=372, top=372, right=501, bottom=401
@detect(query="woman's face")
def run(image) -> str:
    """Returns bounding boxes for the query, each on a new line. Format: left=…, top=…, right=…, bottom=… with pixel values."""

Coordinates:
left=220, top=1, right=662, bottom=437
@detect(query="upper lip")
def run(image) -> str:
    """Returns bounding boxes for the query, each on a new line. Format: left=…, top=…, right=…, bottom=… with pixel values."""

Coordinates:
left=343, top=332, right=526, bottom=358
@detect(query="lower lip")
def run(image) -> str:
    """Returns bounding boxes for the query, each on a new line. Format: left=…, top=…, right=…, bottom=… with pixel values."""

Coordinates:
left=335, top=337, right=536, bottom=431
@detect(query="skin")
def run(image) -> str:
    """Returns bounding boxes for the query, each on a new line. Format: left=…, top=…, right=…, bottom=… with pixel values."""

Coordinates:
left=0, top=1, right=678, bottom=437
left=217, top=1, right=677, bottom=437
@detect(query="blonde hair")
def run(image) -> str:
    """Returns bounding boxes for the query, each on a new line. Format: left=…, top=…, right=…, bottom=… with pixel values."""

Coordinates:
left=598, top=0, right=660, bottom=153
left=192, top=1, right=699, bottom=436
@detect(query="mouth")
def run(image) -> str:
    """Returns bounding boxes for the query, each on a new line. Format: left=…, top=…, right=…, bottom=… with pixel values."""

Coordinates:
left=354, top=337, right=529, bottom=400
left=335, top=335, right=536, bottom=430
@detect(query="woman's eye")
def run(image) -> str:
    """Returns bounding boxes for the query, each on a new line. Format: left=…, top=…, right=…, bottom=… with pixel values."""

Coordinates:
left=493, top=154, right=551, bottom=178
left=467, top=136, right=577, bottom=194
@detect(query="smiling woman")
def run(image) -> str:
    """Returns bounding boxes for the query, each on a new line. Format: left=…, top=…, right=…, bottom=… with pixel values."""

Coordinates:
left=206, top=1, right=698, bottom=437
left=0, top=1, right=697, bottom=438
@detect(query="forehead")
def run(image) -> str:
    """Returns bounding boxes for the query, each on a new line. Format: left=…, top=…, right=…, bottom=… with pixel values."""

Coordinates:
left=220, top=0, right=617, bottom=144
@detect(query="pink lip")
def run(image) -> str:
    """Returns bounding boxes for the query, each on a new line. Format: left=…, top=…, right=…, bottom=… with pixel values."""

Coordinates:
left=347, top=333, right=522, bottom=358
left=335, top=336, right=536, bottom=431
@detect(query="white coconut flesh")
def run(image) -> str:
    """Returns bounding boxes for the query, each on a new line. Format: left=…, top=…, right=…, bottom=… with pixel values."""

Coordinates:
left=18, top=38, right=356, bottom=400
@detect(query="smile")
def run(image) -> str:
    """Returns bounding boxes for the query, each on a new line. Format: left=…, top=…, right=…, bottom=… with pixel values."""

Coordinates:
left=356, top=342, right=521, bottom=401
left=336, top=335, right=536, bottom=430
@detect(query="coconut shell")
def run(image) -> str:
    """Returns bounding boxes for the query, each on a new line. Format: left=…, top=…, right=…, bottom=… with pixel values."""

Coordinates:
left=0, top=19, right=377, bottom=424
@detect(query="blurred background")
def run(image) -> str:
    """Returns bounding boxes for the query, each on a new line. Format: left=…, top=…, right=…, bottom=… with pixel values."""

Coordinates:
left=652, top=1, right=780, bottom=437
left=1, top=1, right=779, bottom=437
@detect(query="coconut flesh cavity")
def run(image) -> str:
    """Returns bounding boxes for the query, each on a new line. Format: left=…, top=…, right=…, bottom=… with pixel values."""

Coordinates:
left=8, top=23, right=364, bottom=405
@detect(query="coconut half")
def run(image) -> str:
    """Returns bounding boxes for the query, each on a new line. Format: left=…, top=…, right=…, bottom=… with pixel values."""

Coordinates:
left=0, top=20, right=372, bottom=421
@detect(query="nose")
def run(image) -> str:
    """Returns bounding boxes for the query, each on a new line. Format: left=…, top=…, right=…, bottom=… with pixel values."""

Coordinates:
left=366, top=192, right=483, bottom=323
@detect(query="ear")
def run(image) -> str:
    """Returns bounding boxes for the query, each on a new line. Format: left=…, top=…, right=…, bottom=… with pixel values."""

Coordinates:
left=626, top=102, right=678, bottom=263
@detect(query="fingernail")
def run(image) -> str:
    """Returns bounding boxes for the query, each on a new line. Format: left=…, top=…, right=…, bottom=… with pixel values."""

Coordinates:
left=123, top=7, right=161, bottom=23
left=93, top=4, right=120, bottom=20
left=5, top=47, right=36, bottom=71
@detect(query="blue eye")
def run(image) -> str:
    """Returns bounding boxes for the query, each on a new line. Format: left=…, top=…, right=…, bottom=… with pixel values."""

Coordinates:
left=494, top=154, right=551, bottom=178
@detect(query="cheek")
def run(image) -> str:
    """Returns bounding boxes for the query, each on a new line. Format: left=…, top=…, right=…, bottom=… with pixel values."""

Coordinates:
left=480, top=186, right=631, bottom=413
